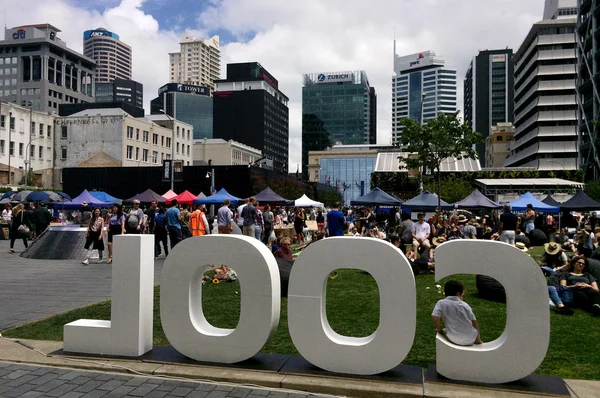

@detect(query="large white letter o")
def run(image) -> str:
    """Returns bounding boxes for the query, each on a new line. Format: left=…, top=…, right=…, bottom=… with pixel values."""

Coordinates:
left=434, top=240, right=550, bottom=384
left=288, top=237, right=416, bottom=375
left=160, top=235, right=280, bottom=363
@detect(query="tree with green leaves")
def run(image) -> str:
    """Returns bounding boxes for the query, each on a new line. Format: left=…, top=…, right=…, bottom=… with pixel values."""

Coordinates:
left=396, top=112, right=484, bottom=210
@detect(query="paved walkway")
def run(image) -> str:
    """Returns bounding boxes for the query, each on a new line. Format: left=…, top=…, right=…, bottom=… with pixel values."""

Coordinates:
left=0, top=362, right=315, bottom=398
left=0, top=239, right=165, bottom=331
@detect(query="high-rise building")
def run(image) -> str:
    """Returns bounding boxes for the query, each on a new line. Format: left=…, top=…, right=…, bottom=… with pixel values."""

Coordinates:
left=505, top=8, right=578, bottom=170
left=150, top=83, right=213, bottom=140
left=576, top=0, right=600, bottom=179
left=169, top=34, right=220, bottom=96
left=485, top=123, right=514, bottom=168
left=464, top=49, right=514, bottom=165
left=95, top=78, right=143, bottom=108
left=83, top=28, right=132, bottom=83
left=301, top=71, right=375, bottom=178
left=544, top=0, right=578, bottom=20
left=213, top=62, right=289, bottom=171
left=392, top=49, right=457, bottom=143
left=0, top=24, right=95, bottom=113
left=369, top=87, right=377, bottom=145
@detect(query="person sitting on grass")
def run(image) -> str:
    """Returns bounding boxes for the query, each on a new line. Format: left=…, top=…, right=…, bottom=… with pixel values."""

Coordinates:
left=540, top=242, right=569, bottom=276
left=203, top=264, right=238, bottom=283
left=560, top=256, right=600, bottom=316
left=547, top=262, right=574, bottom=316
left=432, top=280, right=483, bottom=346
left=274, top=237, right=293, bottom=260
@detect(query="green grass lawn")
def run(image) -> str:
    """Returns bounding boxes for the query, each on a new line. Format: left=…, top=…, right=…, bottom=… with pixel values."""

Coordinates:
left=4, top=255, right=600, bottom=380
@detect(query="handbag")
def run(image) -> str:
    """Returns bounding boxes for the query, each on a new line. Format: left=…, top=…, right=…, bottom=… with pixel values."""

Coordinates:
left=17, top=211, right=30, bottom=237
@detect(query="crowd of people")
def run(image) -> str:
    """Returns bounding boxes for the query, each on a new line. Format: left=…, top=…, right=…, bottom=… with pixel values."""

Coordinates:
left=2, top=202, right=53, bottom=253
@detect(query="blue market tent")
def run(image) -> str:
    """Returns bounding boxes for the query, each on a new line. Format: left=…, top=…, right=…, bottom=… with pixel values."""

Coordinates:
left=89, top=191, right=122, bottom=205
left=508, top=192, right=559, bottom=213
left=193, top=188, right=242, bottom=205
left=453, top=189, right=502, bottom=209
left=350, top=188, right=402, bottom=207
left=59, top=189, right=115, bottom=210
left=402, top=191, right=452, bottom=211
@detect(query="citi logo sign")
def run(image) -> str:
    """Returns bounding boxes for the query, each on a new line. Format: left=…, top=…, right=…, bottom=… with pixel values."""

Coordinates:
left=12, top=29, right=26, bottom=40
left=410, top=53, right=425, bottom=67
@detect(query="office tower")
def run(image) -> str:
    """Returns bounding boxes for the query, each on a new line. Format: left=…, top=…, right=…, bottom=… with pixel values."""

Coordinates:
left=392, top=49, right=457, bottom=143
left=301, top=71, right=375, bottom=177
left=95, top=79, right=143, bottom=108
left=0, top=24, right=95, bottom=112
left=213, top=62, right=289, bottom=170
left=151, top=83, right=213, bottom=140
left=464, top=49, right=514, bottom=165
left=576, top=0, right=600, bottom=179
left=83, top=28, right=132, bottom=82
left=505, top=10, right=577, bottom=170
left=169, top=34, right=220, bottom=96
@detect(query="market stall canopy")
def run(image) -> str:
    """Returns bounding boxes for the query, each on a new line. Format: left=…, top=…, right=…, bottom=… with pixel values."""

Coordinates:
left=350, top=188, right=402, bottom=207
left=125, top=189, right=166, bottom=204
left=0, top=191, right=16, bottom=200
left=254, top=187, right=291, bottom=206
left=453, top=189, right=502, bottom=209
left=542, top=195, right=562, bottom=207
left=294, top=194, right=324, bottom=208
left=197, top=192, right=207, bottom=199
left=166, top=190, right=198, bottom=205
left=508, top=192, right=559, bottom=213
left=89, top=191, right=122, bottom=205
left=58, top=189, right=115, bottom=210
left=12, top=190, right=32, bottom=203
left=559, top=191, right=600, bottom=210
left=162, top=190, right=177, bottom=200
left=193, top=188, right=242, bottom=205
left=57, top=192, right=72, bottom=201
left=402, top=191, right=452, bottom=211
left=26, top=191, right=65, bottom=203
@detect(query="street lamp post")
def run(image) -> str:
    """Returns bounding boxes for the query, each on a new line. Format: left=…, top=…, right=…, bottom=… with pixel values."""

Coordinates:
left=418, top=93, right=428, bottom=193
left=7, top=111, right=12, bottom=186
left=159, top=109, right=176, bottom=191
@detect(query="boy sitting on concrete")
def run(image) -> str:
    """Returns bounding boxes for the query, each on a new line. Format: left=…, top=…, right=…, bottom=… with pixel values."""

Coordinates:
left=432, top=280, right=483, bottom=346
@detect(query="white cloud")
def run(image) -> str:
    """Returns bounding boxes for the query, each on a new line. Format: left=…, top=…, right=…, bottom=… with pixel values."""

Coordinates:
left=6, top=0, right=545, bottom=172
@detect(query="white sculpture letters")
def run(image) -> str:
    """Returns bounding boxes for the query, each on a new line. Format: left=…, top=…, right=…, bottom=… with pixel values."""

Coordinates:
left=434, top=240, right=550, bottom=383
left=64, top=235, right=155, bottom=356
left=160, top=235, right=280, bottom=363
left=63, top=235, right=550, bottom=384
left=288, top=237, right=416, bottom=375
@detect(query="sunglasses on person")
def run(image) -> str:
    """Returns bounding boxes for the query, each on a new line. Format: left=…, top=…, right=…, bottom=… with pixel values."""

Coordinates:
left=576, top=261, right=586, bottom=265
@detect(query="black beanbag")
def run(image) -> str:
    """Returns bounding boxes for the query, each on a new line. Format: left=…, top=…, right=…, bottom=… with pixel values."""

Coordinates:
left=515, top=234, right=531, bottom=247
left=476, top=275, right=506, bottom=303
left=528, top=229, right=548, bottom=247
left=277, top=258, right=294, bottom=298
left=587, top=258, right=600, bottom=282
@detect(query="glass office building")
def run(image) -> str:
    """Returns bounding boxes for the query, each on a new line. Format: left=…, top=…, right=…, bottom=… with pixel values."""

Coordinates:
left=150, top=83, right=213, bottom=140
left=319, top=155, right=377, bottom=204
left=392, top=49, right=457, bottom=143
left=302, top=70, right=375, bottom=178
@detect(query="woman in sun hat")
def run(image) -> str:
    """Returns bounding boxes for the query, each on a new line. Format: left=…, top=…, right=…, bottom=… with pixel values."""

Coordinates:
left=540, top=241, right=568, bottom=276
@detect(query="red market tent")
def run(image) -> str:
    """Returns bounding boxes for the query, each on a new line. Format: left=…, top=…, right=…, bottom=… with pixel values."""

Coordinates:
left=166, top=190, right=198, bottom=205
left=162, top=190, right=177, bottom=200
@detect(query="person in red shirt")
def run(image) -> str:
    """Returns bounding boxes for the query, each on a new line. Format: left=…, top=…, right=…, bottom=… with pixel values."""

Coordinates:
left=274, top=237, right=293, bottom=260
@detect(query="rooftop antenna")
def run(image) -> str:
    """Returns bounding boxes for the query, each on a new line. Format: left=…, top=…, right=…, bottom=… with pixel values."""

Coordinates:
left=393, top=27, right=397, bottom=73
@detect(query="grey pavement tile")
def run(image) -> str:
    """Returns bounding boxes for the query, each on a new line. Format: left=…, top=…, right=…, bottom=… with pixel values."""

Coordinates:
left=127, top=383, right=160, bottom=396
left=226, top=387, right=252, bottom=398
left=249, top=390, right=270, bottom=396
left=5, top=374, right=38, bottom=387
left=61, top=392, right=85, bottom=398
left=59, top=370, right=89, bottom=380
left=5, top=369, right=32, bottom=379
left=45, top=382, right=78, bottom=397
left=0, top=368, right=13, bottom=377
left=169, top=386, right=194, bottom=396
left=214, top=385, right=234, bottom=392
left=3, top=383, right=38, bottom=397
left=97, top=379, right=127, bottom=391
left=155, top=383, right=178, bottom=392
left=20, top=392, right=44, bottom=397
left=102, top=385, right=135, bottom=397
left=71, top=376, right=95, bottom=385
left=144, top=391, right=170, bottom=398
left=187, top=392, right=209, bottom=398
left=286, top=394, right=308, bottom=398
left=95, top=373, right=118, bottom=381
left=113, top=375, right=134, bottom=381
left=206, top=391, right=230, bottom=398
left=194, top=383, right=216, bottom=392
left=34, top=378, right=67, bottom=392
left=123, top=376, right=151, bottom=387
left=29, top=372, right=61, bottom=385
left=81, top=390, right=109, bottom=398
left=266, top=392, right=288, bottom=398
left=29, top=367, right=56, bottom=376
left=75, top=380, right=107, bottom=393
left=0, top=362, right=12, bottom=368
left=247, top=395, right=273, bottom=398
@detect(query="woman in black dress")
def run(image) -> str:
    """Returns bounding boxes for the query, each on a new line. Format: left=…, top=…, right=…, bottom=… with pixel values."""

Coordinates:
left=9, top=204, right=30, bottom=253
left=294, top=208, right=305, bottom=244
left=82, top=208, right=106, bottom=265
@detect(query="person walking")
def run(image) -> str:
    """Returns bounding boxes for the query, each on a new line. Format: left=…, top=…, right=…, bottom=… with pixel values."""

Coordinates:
left=262, top=205, right=274, bottom=245
left=34, top=202, right=52, bottom=237
left=294, top=208, right=305, bottom=243
left=180, top=203, right=192, bottom=239
left=523, top=204, right=536, bottom=235
left=153, top=207, right=169, bottom=258
left=82, top=208, right=105, bottom=265
left=190, top=204, right=209, bottom=237
left=241, top=197, right=257, bottom=237
left=106, top=205, right=125, bottom=264
left=254, top=201, right=264, bottom=240
left=125, top=200, right=144, bottom=234
left=9, top=204, right=30, bottom=253
left=217, top=199, right=234, bottom=234
left=499, top=203, right=518, bottom=245
left=325, top=202, right=346, bottom=237
left=166, top=199, right=182, bottom=249
left=2, top=203, right=12, bottom=228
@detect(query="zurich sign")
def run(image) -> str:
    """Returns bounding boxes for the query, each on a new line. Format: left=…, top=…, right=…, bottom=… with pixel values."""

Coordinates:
left=317, top=74, right=326, bottom=82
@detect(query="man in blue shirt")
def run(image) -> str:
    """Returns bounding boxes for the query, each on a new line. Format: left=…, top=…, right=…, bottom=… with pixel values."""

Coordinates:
left=166, top=199, right=182, bottom=249
left=326, top=202, right=346, bottom=237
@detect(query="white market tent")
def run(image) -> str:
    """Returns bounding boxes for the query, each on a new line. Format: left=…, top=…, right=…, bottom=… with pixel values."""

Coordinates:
left=474, top=178, right=584, bottom=203
left=294, top=194, right=324, bottom=208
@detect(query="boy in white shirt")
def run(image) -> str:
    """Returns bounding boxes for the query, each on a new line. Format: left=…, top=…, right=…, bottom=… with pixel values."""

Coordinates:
left=432, top=280, right=482, bottom=346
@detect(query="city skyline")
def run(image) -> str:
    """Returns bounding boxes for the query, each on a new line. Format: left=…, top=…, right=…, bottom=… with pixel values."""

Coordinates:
left=4, top=0, right=544, bottom=170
